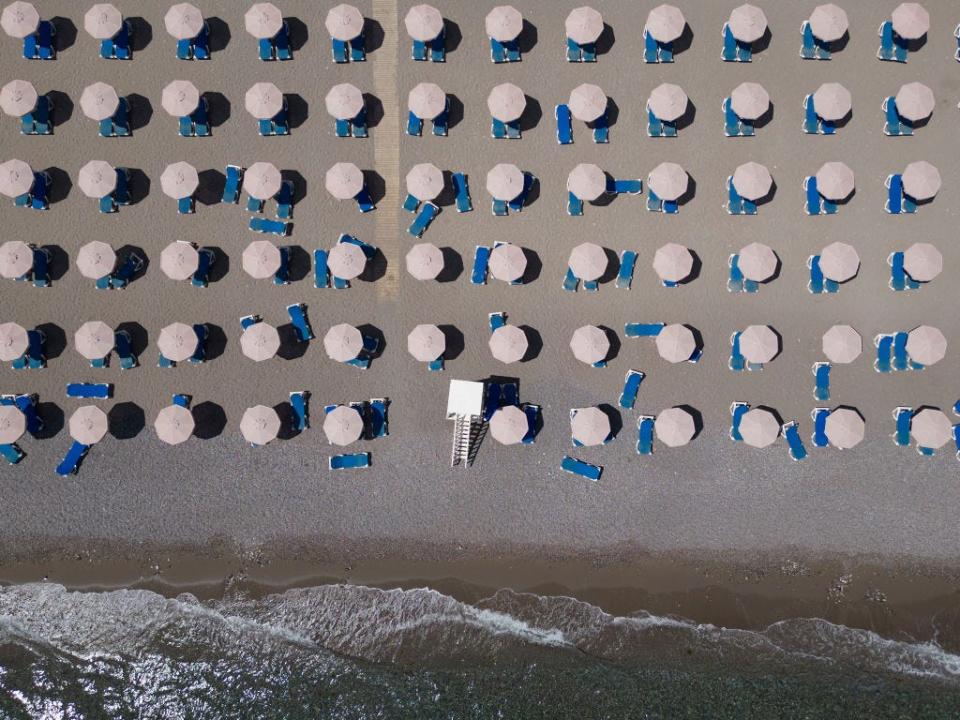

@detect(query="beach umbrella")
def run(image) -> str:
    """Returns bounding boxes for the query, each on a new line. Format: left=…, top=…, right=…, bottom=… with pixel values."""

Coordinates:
left=325, top=162, right=364, bottom=200
left=157, top=322, right=198, bottom=363
left=161, top=80, right=200, bottom=117
left=645, top=4, right=685, bottom=43
left=652, top=243, right=693, bottom=284
left=0, top=159, right=32, bottom=197
left=808, top=4, right=848, bottom=42
left=240, top=322, right=280, bottom=362
left=0, top=404, right=24, bottom=444
left=566, top=163, right=606, bottom=202
left=728, top=4, right=767, bottom=43
left=242, top=240, right=282, bottom=279
left=406, top=163, right=443, bottom=202
left=489, top=243, right=526, bottom=283
left=325, top=3, right=363, bottom=41
left=323, top=405, right=363, bottom=446
left=80, top=82, right=119, bottom=121
left=569, top=83, right=607, bottom=123
left=0, top=322, right=28, bottom=361
left=154, top=404, right=194, bottom=445
left=903, top=243, right=942, bottom=282
left=647, top=162, right=688, bottom=202
left=910, top=408, right=952, bottom=449
left=160, top=162, right=199, bottom=200
left=825, top=408, right=864, bottom=449
left=74, top=321, right=114, bottom=360
left=69, top=406, right=108, bottom=445
left=405, top=242, right=443, bottom=280
left=75, top=241, right=116, bottom=280
left=565, top=6, right=603, bottom=45
left=568, top=242, right=607, bottom=281
left=732, top=162, right=772, bottom=201
left=822, top=325, right=861, bottom=364
left=815, top=162, right=854, bottom=202
left=324, top=323, right=362, bottom=362
left=404, top=4, right=443, bottom=42
left=0, top=79, right=37, bottom=117
left=78, top=160, right=117, bottom=199
left=895, top=82, right=934, bottom=123
left=739, top=325, right=778, bottom=364
left=730, top=82, right=769, bottom=121
left=487, top=83, right=526, bottom=123
left=902, top=161, right=940, bottom=201
left=165, top=2, right=203, bottom=39
left=570, top=407, right=610, bottom=447
left=245, top=82, right=283, bottom=120
left=891, top=2, right=929, bottom=39
left=0, top=240, right=32, bottom=278
left=569, top=325, right=609, bottom=365
left=241, top=405, right=281, bottom=445
left=486, top=163, right=524, bottom=201
left=407, top=82, right=445, bottom=120
left=739, top=408, right=779, bottom=448
left=647, top=83, right=687, bottom=123
left=85, top=3, right=122, bottom=39
left=812, top=83, right=851, bottom=121
left=407, top=324, right=445, bottom=363
left=325, top=83, right=363, bottom=120
left=327, top=242, right=367, bottom=280
left=1, top=1, right=38, bottom=38
left=655, top=324, right=696, bottom=364
left=655, top=407, right=696, bottom=448
left=489, top=325, right=528, bottom=364
left=738, top=242, right=776, bottom=282
left=245, top=162, right=282, bottom=201
left=489, top=405, right=527, bottom=445
left=906, top=326, right=946, bottom=366
left=244, top=2, right=282, bottom=39
left=485, top=5, right=522, bottom=42
left=160, top=241, right=200, bottom=281
left=819, top=242, right=859, bottom=283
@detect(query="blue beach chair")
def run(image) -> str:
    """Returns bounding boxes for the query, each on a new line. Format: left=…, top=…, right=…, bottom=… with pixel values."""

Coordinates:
left=883, top=97, right=911, bottom=137
left=730, top=402, right=749, bottom=441
left=275, top=181, right=294, bottom=219
left=355, top=187, right=376, bottom=213
left=471, top=246, right=490, bottom=285
left=885, top=174, right=904, bottom=214
left=561, top=455, right=601, bottom=481
left=800, top=20, right=816, bottom=59
left=877, top=20, right=898, bottom=62
left=407, top=202, right=439, bottom=237
left=368, top=398, right=388, bottom=439
left=624, top=323, right=664, bottom=338
left=721, top=23, right=739, bottom=62
left=562, top=267, right=579, bottom=292
left=637, top=416, right=655, bottom=455
left=240, top=314, right=260, bottom=331
left=191, top=248, right=215, bottom=288
left=172, top=393, right=191, bottom=408
left=616, top=251, right=637, bottom=289
left=56, top=441, right=90, bottom=476
left=889, top=252, right=907, bottom=291
left=619, top=370, right=644, bottom=409
left=810, top=408, right=830, bottom=448
left=188, top=324, right=208, bottom=363
left=66, top=383, right=112, bottom=399
left=727, top=255, right=744, bottom=293
left=114, top=330, right=136, bottom=369
left=314, top=249, right=329, bottom=288
left=729, top=332, right=746, bottom=372
left=0, top=442, right=24, bottom=465
left=723, top=97, right=743, bottom=137
left=287, top=303, right=313, bottom=342
left=893, top=407, right=912, bottom=446
left=249, top=217, right=289, bottom=236
left=330, top=452, right=370, bottom=470
left=406, top=111, right=423, bottom=136
left=222, top=165, right=243, bottom=203
left=591, top=114, right=609, bottom=143
left=429, top=29, right=446, bottom=62
left=803, top=95, right=820, bottom=135
left=492, top=198, right=508, bottom=216
left=783, top=422, right=808, bottom=461
left=813, top=362, right=831, bottom=401
left=612, top=179, right=642, bottom=195
left=521, top=404, right=539, bottom=444
left=726, top=177, right=743, bottom=215
left=452, top=172, right=472, bottom=213
left=892, top=332, right=909, bottom=372
left=508, top=173, right=534, bottom=213
left=290, top=391, right=309, bottom=431
left=567, top=192, right=583, bottom=217
left=874, top=334, right=894, bottom=373
left=556, top=104, right=573, bottom=145
left=807, top=255, right=826, bottom=295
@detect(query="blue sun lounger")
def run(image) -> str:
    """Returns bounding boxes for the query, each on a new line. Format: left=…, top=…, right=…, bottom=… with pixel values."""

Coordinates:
left=562, top=267, right=579, bottom=292
left=176, top=22, right=209, bottom=60
left=452, top=172, right=472, bottom=213
left=802, top=95, right=820, bottom=135
left=492, top=198, right=508, bottom=216
left=190, top=248, right=214, bottom=288
left=565, top=38, right=596, bottom=63
left=892, top=332, right=909, bottom=372
left=56, top=441, right=90, bottom=476
left=637, top=416, right=655, bottom=455
left=21, top=94, right=52, bottom=135
left=402, top=193, right=419, bottom=213
left=406, top=111, right=423, bottom=136
left=813, top=362, right=831, bottom=401
left=807, top=255, right=838, bottom=295
left=368, top=398, right=388, bottom=439
left=275, top=181, right=294, bottom=219
left=567, top=192, right=583, bottom=216
left=330, top=452, right=370, bottom=470
left=723, top=97, right=751, bottom=137
left=407, top=202, right=439, bottom=237
left=521, top=404, right=539, bottom=444
left=561, top=455, right=601, bottom=481
left=249, top=217, right=290, bottom=236
left=508, top=173, right=534, bottom=213
left=730, top=402, right=749, bottom=441
left=488, top=312, right=506, bottom=332
left=877, top=20, right=906, bottom=63
left=314, top=249, right=329, bottom=288
left=221, top=165, right=243, bottom=204
left=188, top=324, right=208, bottom=363
left=0, top=441, right=24, bottom=465
left=240, top=314, right=260, bottom=331
left=800, top=20, right=816, bottom=59
left=490, top=37, right=520, bottom=63
left=810, top=407, right=830, bottom=447
left=592, top=113, right=609, bottom=143
left=66, top=383, right=112, bottom=399
left=22, top=20, right=55, bottom=60
left=624, top=323, right=664, bottom=338
left=471, top=246, right=490, bottom=285
left=616, top=251, right=637, bottom=289
left=721, top=23, right=738, bottom=61
left=344, top=335, right=379, bottom=369
left=893, top=406, right=912, bottom=446
left=113, top=330, right=136, bottom=370
left=885, top=174, right=904, bottom=214
left=355, top=187, right=376, bottom=213
left=643, top=29, right=658, bottom=63
left=883, top=97, right=912, bottom=136
left=889, top=251, right=911, bottom=291
left=874, top=334, right=893, bottom=373
left=727, top=255, right=744, bottom=293
left=556, top=104, right=573, bottom=145
left=428, top=355, right=444, bottom=372
left=619, top=370, right=645, bottom=409
left=290, top=391, right=309, bottom=431
left=31, top=247, right=50, bottom=287
left=287, top=303, right=313, bottom=342
left=725, top=177, right=743, bottom=215
left=729, top=332, right=746, bottom=372
left=804, top=176, right=822, bottom=215
left=783, top=421, right=807, bottom=461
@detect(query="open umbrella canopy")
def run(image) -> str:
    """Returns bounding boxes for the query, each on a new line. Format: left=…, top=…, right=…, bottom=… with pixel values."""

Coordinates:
left=485, top=5, right=522, bottom=42
left=645, top=4, right=685, bottom=43
left=728, top=4, right=767, bottom=43
left=407, top=324, right=444, bottom=362
left=0, top=322, right=28, bottom=361
left=891, top=2, right=929, bottom=39
left=653, top=243, right=693, bottom=283
left=160, top=241, right=200, bottom=280
left=570, top=406, right=610, bottom=446
left=160, top=162, right=199, bottom=200
left=565, top=6, right=602, bottom=44
left=328, top=242, right=367, bottom=280
left=78, top=160, right=117, bottom=199
left=902, top=161, right=940, bottom=201
left=325, top=3, right=363, bottom=41
left=739, top=408, right=779, bottom=448
left=486, top=163, right=524, bottom=201
left=732, top=162, right=772, bottom=201
left=906, top=325, right=946, bottom=366
left=487, top=83, right=526, bottom=122
left=566, top=163, right=606, bottom=201
left=568, top=242, right=607, bottom=281
left=157, top=322, right=198, bottom=362
left=825, top=407, right=864, bottom=449
left=0, top=404, right=25, bottom=444
left=819, top=242, right=859, bottom=282
left=242, top=240, right=282, bottom=279
left=569, top=83, right=607, bottom=123
left=0, top=240, right=32, bottom=278
left=647, top=83, right=687, bottom=122
left=75, top=241, right=116, bottom=279
left=325, top=83, right=363, bottom=120
left=911, top=408, right=952, bottom=449
left=240, top=322, right=280, bottom=362
left=489, top=405, right=527, bottom=445
left=903, top=242, right=942, bottom=282
left=822, top=325, right=861, bottom=364
left=655, top=407, right=696, bottom=447
left=812, top=82, right=851, bottom=121
left=244, top=2, right=282, bottom=39
left=154, top=404, right=194, bottom=445
left=241, top=405, right=281, bottom=445
left=164, top=2, right=204, bottom=39
left=895, top=82, right=934, bottom=123
left=655, top=324, right=696, bottom=363
left=70, top=406, right=108, bottom=444
left=1, top=1, right=38, bottom=38
left=647, top=162, right=688, bottom=201
left=245, top=161, right=282, bottom=200
left=325, top=162, right=364, bottom=200
left=245, top=82, right=284, bottom=119
left=738, top=242, right=777, bottom=282
left=739, top=325, right=778, bottom=364
left=408, top=82, right=445, bottom=120
left=74, top=320, right=114, bottom=360
left=161, top=79, right=200, bottom=117
left=324, top=323, right=362, bottom=362
left=0, top=158, right=32, bottom=197
left=815, top=161, right=855, bottom=202
left=809, top=3, right=848, bottom=42
left=85, top=3, right=122, bottom=39
left=489, top=325, right=528, bottom=364
left=570, top=325, right=609, bottom=365
left=0, top=79, right=37, bottom=117
left=730, top=82, right=769, bottom=120
left=405, top=242, right=443, bottom=280
left=489, top=243, right=526, bottom=282
left=404, top=3, right=443, bottom=41
left=323, top=405, right=364, bottom=446
left=80, top=82, right=119, bottom=121
left=406, top=162, right=443, bottom=202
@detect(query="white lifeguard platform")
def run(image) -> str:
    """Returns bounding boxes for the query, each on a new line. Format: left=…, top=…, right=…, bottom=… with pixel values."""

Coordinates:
left=446, top=379, right=486, bottom=467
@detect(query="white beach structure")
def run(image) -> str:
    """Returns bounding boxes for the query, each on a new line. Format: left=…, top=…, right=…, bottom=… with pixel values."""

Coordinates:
left=447, top=379, right=486, bottom=467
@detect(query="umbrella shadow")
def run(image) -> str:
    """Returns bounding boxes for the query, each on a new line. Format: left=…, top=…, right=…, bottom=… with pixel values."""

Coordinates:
left=752, top=27, right=772, bottom=54
left=361, top=93, right=383, bottom=129
left=203, top=91, right=230, bottom=128
left=127, top=17, right=152, bottom=51
left=672, top=23, right=694, bottom=55
left=601, top=326, right=621, bottom=363
left=364, top=170, right=386, bottom=205
left=364, top=18, right=384, bottom=54
left=445, top=93, right=464, bottom=131
left=517, top=19, right=537, bottom=53
left=274, top=402, right=298, bottom=440
left=108, top=402, right=144, bottom=440
left=116, top=245, right=148, bottom=283
left=202, top=324, right=227, bottom=361
left=50, top=17, right=76, bottom=52
left=439, top=324, right=464, bottom=360
left=595, top=23, right=615, bottom=56
left=359, top=248, right=387, bottom=283
left=598, top=248, right=620, bottom=285
left=675, top=98, right=696, bottom=131
left=686, top=325, right=705, bottom=358
left=35, top=323, right=65, bottom=360
left=518, top=95, right=542, bottom=132
left=286, top=17, right=308, bottom=51
left=753, top=101, right=774, bottom=129
left=675, top=404, right=704, bottom=440
left=601, top=97, right=620, bottom=129
left=519, top=325, right=542, bottom=362
left=124, top=168, right=150, bottom=205
left=206, top=17, right=230, bottom=53
left=520, top=172, right=540, bottom=208
left=768, top=326, right=784, bottom=362
left=756, top=179, right=777, bottom=207
left=115, top=321, right=148, bottom=357
left=903, top=35, right=926, bottom=53
left=196, top=169, right=224, bottom=206
left=281, top=170, right=307, bottom=204
left=285, top=245, right=311, bottom=282
left=192, top=401, right=227, bottom=439
left=597, top=403, right=623, bottom=440
left=41, top=245, right=69, bottom=281
left=43, top=167, right=71, bottom=205
left=45, top=91, right=73, bottom=128
left=679, top=250, right=702, bottom=285
left=34, top=402, right=64, bottom=439
left=357, top=324, right=385, bottom=359
left=677, top=174, right=697, bottom=206
left=203, top=246, right=229, bottom=283
left=519, top=248, right=542, bottom=284
left=286, top=93, right=309, bottom=129
left=436, top=247, right=462, bottom=282
left=126, top=93, right=152, bottom=131
left=276, top=324, right=308, bottom=361
left=433, top=171, right=456, bottom=208
left=443, top=19, right=462, bottom=54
